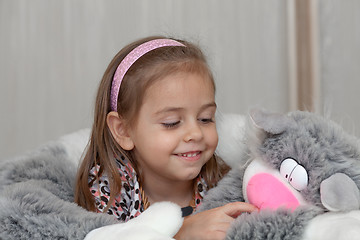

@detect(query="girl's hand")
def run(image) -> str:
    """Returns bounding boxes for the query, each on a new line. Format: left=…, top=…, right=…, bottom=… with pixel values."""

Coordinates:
left=174, top=202, right=258, bottom=240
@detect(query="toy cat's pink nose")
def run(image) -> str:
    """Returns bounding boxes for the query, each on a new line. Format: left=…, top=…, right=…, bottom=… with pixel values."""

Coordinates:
left=246, top=173, right=300, bottom=211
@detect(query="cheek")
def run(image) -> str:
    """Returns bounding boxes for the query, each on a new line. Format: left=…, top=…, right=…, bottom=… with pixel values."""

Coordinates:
left=207, top=127, right=219, bottom=149
left=147, top=132, right=179, bottom=151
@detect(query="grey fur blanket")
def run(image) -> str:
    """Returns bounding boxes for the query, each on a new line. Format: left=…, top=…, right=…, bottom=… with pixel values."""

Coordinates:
left=0, top=129, right=117, bottom=239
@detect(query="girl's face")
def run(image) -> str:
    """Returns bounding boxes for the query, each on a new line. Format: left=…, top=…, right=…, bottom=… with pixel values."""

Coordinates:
left=127, top=72, right=218, bottom=183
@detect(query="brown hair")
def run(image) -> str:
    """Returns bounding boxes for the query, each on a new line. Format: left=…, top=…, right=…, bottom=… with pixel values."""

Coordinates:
left=74, top=36, right=229, bottom=212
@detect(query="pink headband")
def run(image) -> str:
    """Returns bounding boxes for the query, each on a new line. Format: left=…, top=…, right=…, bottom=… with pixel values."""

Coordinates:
left=110, top=39, right=186, bottom=111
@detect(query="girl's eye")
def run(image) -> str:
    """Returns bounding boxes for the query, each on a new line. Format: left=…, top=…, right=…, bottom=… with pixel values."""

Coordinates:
left=199, top=118, right=214, bottom=124
left=162, top=121, right=180, bottom=129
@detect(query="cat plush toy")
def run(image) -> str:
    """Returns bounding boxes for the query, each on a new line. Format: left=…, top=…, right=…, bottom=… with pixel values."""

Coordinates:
left=200, top=109, right=360, bottom=240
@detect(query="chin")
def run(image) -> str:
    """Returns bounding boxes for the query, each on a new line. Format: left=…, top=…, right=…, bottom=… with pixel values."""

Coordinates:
left=181, top=169, right=202, bottom=181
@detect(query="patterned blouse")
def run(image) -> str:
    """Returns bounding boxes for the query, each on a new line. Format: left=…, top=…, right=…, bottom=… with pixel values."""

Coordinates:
left=88, top=154, right=208, bottom=222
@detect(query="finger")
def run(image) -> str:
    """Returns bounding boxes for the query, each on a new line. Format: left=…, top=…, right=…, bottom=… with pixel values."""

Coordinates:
left=221, top=202, right=258, bottom=218
left=211, top=221, right=234, bottom=232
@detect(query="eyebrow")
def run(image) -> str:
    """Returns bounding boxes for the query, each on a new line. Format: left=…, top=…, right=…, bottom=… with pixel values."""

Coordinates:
left=154, top=102, right=217, bottom=115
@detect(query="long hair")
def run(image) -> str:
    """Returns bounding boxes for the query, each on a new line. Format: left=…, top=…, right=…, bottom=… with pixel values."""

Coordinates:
left=74, top=36, right=229, bottom=211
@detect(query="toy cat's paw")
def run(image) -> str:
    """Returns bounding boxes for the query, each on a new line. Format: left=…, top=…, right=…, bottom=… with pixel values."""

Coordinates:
left=303, top=210, right=360, bottom=240
left=84, top=202, right=183, bottom=240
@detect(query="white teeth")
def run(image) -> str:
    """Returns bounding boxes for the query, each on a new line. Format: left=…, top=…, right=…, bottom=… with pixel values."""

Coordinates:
left=178, top=152, right=199, bottom=157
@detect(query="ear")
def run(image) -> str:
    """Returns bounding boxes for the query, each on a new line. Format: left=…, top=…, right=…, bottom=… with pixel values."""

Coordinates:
left=320, top=173, right=360, bottom=211
left=106, top=111, right=135, bottom=151
left=249, top=108, right=294, bottom=134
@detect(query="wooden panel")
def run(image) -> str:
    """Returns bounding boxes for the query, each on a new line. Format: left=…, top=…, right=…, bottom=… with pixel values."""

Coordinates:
left=288, top=0, right=321, bottom=112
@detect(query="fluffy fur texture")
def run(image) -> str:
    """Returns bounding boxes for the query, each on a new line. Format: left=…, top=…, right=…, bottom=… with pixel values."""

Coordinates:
left=84, top=202, right=183, bottom=240
left=0, top=130, right=117, bottom=239
left=215, top=113, right=247, bottom=168
left=0, top=129, right=182, bottom=240
left=200, top=109, right=360, bottom=240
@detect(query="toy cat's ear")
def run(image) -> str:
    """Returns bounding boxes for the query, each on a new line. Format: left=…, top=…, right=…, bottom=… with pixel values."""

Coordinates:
left=249, top=108, right=294, bottom=134
left=320, top=173, right=360, bottom=211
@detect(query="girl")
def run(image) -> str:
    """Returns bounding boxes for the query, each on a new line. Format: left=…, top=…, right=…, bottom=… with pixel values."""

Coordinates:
left=75, top=36, right=256, bottom=239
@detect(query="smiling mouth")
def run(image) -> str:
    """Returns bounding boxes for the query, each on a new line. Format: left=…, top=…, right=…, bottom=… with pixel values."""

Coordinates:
left=177, top=151, right=201, bottom=158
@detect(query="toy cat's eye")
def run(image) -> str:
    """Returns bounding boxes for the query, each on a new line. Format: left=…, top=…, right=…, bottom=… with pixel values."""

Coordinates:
left=280, top=158, right=308, bottom=191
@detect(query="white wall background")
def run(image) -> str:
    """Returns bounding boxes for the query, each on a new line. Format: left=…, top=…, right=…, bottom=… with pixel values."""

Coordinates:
left=0, top=0, right=359, bottom=160
left=317, top=0, right=360, bottom=134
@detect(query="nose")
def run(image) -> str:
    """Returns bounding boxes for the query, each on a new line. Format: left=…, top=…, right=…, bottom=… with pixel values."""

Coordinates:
left=184, top=121, right=203, bottom=142
left=246, top=173, right=300, bottom=211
